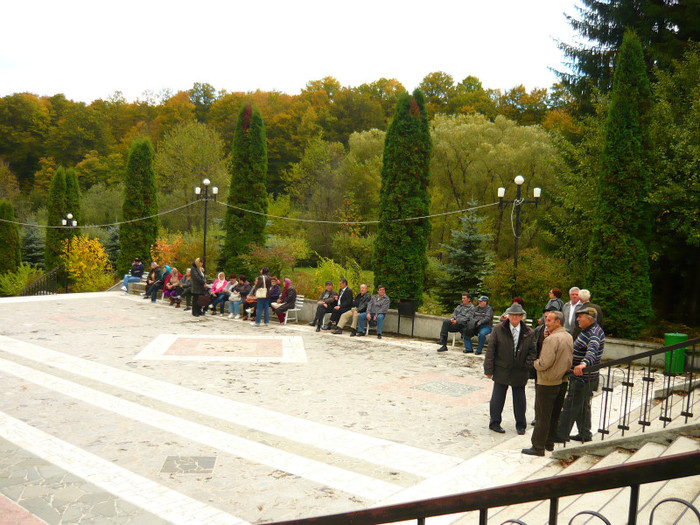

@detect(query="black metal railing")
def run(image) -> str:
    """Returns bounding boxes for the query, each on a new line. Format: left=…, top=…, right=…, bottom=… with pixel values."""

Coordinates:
left=588, top=337, right=699, bottom=441
left=19, top=266, right=60, bottom=296
left=269, top=451, right=700, bottom=525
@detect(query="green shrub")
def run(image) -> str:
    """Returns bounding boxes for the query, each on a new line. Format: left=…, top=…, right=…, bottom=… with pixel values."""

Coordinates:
left=0, top=263, right=44, bottom=296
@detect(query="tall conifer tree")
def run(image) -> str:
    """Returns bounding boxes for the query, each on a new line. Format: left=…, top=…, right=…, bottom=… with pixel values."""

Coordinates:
left=65, top=167, right=81, bottom=237
left=117, top=138, right=158, bottom=273
left=222, top=104, right=268, bottom=272
left=587, top=30, right=653, bottom=338
left=0, top=199, right=21, bottom=274
left=374, top=89, right=431, bottom=305
left=44, top=166, right=68, bottom=270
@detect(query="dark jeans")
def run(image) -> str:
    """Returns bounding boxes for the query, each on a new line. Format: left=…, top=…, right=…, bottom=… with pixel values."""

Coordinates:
left=556, top=376, right=598, bottom=441
left=489, top=382, right=527, bottom=432
left=329, top=307, right=350, bottom=324
left=439, top=319, right=466, bottom=344
left=531, top=382, right=568, bottom=451
left=145, top=282, right=160, bottom=302
left=211, top=294, right=227, bottom=313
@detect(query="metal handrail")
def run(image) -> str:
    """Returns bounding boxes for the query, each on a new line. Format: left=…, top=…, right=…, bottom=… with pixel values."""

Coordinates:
left=19, top=266, right=60, bottom=296
left=270, top=451, right=700, bottom=525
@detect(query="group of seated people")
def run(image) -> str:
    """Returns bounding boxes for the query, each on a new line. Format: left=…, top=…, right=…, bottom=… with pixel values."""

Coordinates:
left=124, top=259, right=299, bottom=323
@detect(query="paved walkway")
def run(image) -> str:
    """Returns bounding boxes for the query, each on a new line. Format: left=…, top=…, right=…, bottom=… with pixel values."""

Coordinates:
left=0, top=292, right=543, bottom=524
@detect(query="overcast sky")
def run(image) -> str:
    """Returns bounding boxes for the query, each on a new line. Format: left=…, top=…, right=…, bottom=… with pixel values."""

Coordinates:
left=1, top=0, right=581, bottom=103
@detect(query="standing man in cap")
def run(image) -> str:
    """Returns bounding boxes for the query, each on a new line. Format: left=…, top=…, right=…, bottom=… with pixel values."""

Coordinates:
left=522, top=310, right=573, bottom=456
left=555, top=307, right=605, bottom=443
left=309, top=280, right=336, bottom=332
left=466, top=296, right=494, bottom=354
left=576, top=289, right=604, bottom=338
left=436, top=293, right=475, bottom=352
left=484, top=303, right=536, bottom=434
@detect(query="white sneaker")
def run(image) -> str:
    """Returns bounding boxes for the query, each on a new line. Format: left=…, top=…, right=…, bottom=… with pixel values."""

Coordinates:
left=120, top=285, right=127, bottom=292
left=234, top=314, right=240, bottom=319
left=250, top=321, right=257, bottom=326
left=228, top=313, right=234, bottom=319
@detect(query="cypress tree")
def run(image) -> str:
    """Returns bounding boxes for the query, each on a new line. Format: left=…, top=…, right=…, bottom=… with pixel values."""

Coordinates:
left=117, top=138, right=158, bottom=273
left=587, top=30, right=653, bottom=338
left=374, top=89, right=432, bottom=305
left=0, top=199, right=21, bottom=274
left=222, top=104, right=268, bottom=272
left=65, top=167, right=82, bottom=238
left=436, top=209, right=493, bottom=310
left=44, top=166, right=68, bottom=270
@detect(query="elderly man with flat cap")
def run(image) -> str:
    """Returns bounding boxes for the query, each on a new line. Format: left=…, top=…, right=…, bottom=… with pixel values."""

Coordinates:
left=484, top=303, right=536, bottom=434
left=467, top=295, right=494, bottom=355
left=554, top=306, right=605, bottom=443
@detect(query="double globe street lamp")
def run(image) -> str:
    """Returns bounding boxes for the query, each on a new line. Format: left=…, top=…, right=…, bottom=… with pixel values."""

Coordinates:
left=61, top=213, right=77, bottom=292
left=195, top=178, right=218, bottom=270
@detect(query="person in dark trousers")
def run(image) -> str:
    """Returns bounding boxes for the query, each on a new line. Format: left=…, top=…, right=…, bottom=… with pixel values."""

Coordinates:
left=436, top=293, right=476, bottom=352
left=190, top=258, right=206, bottom=317
left=484, top=303, right=536, bottom=435
left=323, top=278, right=353, bottom=330
left=522, top=311, right=573, bottom=456
left=309, top=281, right=336, bottom=332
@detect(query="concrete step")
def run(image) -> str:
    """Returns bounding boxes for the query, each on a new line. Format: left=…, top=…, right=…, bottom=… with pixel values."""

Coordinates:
left=635, top=435, right=700, bottom=525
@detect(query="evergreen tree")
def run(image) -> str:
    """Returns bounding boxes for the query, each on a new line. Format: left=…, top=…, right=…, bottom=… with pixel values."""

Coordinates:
left=436, top=209, right=493, bottom=310
left=65, top=167, right=82, bottom=237
left=104, top=225, right=120, bottom=269
left=117, top=138, right=158, bottom=273
left=44, top=166, right=68, bottom=270
left=373, top=89, right=432, bottom=305
left=222, top=104, right=268, bottom=272
left=21, top=222, right=45, bottom=268
left=587, top=31, right=653, bottom=338
left=558, top=0, right=700, bottom=112
left=0, top=199, right=21, bottom=274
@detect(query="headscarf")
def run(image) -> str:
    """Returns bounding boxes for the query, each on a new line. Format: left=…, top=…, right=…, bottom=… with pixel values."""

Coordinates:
left=281, top=278, right=291, bottom=300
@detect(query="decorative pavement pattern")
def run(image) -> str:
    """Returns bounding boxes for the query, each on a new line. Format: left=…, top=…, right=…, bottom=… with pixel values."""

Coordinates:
left=0, top=293, right=543, bottom=524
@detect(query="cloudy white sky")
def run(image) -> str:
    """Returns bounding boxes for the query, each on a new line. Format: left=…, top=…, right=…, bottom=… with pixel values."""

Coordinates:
left=1, top=0, right=582, bottom=103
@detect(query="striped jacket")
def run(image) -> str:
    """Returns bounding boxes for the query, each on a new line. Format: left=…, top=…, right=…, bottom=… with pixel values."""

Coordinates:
left=572, top=322, right=605, bottom=380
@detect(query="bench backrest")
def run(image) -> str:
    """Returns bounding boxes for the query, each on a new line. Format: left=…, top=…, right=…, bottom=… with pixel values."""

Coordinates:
left=294, top=294, right=305, bottom=309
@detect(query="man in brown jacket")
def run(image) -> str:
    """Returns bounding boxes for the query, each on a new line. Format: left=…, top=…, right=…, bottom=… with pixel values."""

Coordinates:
left=522, top=310, right=573, bottom=456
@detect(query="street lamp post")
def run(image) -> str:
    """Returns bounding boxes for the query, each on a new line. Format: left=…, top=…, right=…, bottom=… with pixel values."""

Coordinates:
left=498, top=176, right=541, bottom=295
left=194, top=178, right=218, bottom=271
left=61, top=213, right=77, bottom=293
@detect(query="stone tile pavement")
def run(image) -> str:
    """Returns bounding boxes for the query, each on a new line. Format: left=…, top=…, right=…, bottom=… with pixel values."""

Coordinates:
left=0, top=292, right=544, bottom=524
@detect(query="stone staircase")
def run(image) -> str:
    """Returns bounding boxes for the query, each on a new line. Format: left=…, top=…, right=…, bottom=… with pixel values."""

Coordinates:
left=443, top=372, right=700, bottom=525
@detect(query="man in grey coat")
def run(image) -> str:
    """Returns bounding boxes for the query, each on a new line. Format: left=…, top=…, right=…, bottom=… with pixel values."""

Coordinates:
left=437, top=293, right=476, bottom=352
left=484, top=303, right=537, bottom=434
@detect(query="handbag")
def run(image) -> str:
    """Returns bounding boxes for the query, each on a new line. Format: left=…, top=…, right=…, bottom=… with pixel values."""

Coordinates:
left=254, top=277, right=268, bottom=299
left=245, top=295, right=257, bottom=304
left=231, top=291, right=241, bottom=301
left=198, top=294, right=212, bottom=307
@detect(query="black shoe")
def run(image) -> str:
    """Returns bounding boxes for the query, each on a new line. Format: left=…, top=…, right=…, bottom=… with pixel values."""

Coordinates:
left=569, top=434, right=592, bottom=443
left=322, top=324, right=332, bottom=330
left=308, top=321, right=316, bottom=326
left=356, top=332, right=365, bottom=337
left=521, top=447, right=545, bottom=457
left=332, top=328, right=343, bottom=334
left=545, top=443, right=555, bottom=451
left=531, top=419, right=537, bottom=426
left=475, top=351, right=482, bottom=355
left=489, top=425, right=506, bottom=434
left=437, top=345, right=448, bottom=352
left=517, top=428, right=526, bottom=435
left=315, top=327, right=321, bottom=332
left=463, top=349, right=473, bottom=353
left=377, top=334, right=382, bottom=339
left=350, top=330, right=357, bottom=337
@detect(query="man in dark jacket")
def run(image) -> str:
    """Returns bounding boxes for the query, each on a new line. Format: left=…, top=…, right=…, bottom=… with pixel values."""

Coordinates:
left=334, top=284, right=371, bottom=336
left=323, top=278, right=353, bottom=330
left=437, top=293, right=475, bottom=352
left=309, top=281, right=336, bottom=332
left=484, top=303, right=536, bottom=434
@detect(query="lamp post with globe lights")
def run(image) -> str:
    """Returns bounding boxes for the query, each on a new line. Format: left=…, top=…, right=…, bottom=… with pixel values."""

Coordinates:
left=195, top=178, right=218, bottom=271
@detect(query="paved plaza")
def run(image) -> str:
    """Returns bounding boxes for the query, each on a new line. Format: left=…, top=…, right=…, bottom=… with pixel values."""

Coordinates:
left=0, top=292, right=545, bottom=524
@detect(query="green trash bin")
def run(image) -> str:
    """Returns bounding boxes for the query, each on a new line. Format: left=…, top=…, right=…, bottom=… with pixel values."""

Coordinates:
left=664, top=333, right=688, bottom=374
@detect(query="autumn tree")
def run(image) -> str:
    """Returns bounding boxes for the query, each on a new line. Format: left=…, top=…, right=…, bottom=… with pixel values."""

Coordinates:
left=374, top=89, right=432, bottom=305
left=44, top=166, right=68, bottom=270
left=222, top=104, right=268, bottom=272
left=153, top=121, right=227, bottom=231
left=587, top=31, right=653, bottom=338
left=117, top=138, right=158, bottom=273
left=0, top=199, right=21, bottom=274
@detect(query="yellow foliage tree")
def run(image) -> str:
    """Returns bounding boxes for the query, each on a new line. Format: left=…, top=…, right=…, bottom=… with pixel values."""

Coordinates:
left=61, top=235, right=114, bottom=292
